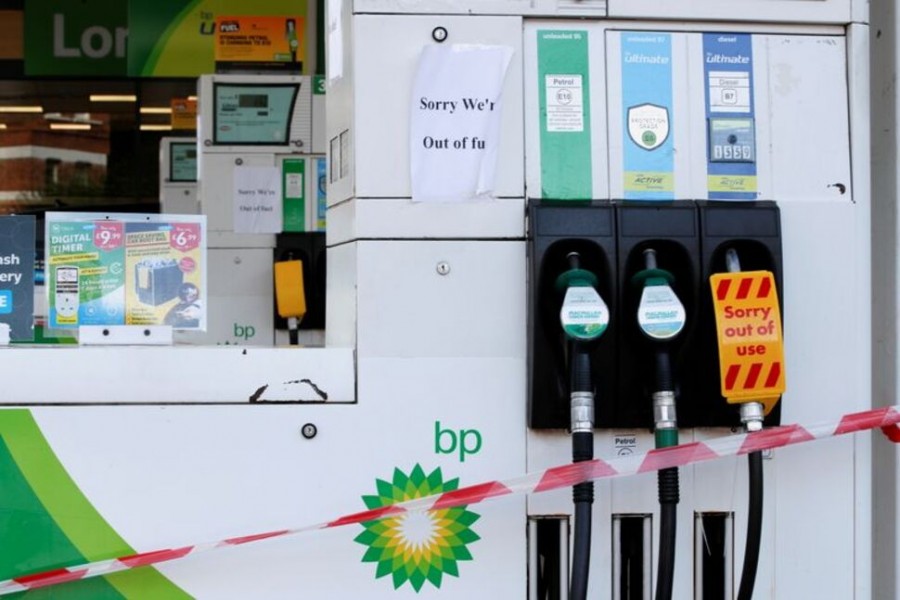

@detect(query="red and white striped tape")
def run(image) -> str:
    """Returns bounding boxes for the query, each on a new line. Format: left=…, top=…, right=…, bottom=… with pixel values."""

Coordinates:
left=1, top=404, right=898, bottom=596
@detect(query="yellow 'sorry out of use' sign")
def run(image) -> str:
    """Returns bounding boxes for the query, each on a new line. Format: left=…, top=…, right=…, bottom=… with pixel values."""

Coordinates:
left=710, top=270, right=785, bottom=415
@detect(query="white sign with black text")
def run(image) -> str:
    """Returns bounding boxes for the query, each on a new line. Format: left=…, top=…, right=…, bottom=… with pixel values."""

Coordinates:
left=233, top=166, right=283, bottom=233
left=410, top=44, right=513, bottom=202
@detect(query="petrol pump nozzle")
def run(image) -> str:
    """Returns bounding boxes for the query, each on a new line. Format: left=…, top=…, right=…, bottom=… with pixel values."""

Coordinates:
left=630, top=248, right=686, bottom=434
left=631, top=247, right=686, bottom=600
left=274, top=257, right=307, bottom=346
left=554, top=251, right=608, bottom=600
left=717, top=247, right=773, bottom=600
left=555, top=252, right=609, bottom=434
left=555, top=252, right=608, bottom=346
left=724, top=248, right=765, bottom=432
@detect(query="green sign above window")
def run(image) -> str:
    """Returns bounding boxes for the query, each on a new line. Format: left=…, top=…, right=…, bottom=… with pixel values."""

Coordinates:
left=25, top=0, right=128, bottom=76
left=24, top=0, right=307, bottom=77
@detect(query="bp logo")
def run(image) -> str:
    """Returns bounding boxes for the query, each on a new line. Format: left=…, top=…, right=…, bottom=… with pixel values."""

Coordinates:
left=355, top=464, right=481, bottom=592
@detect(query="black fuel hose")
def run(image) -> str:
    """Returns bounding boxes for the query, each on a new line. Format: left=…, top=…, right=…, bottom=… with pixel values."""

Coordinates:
left=737, top=450, right=764, bottom=600
left=570, top=485, right=593, bottom=600
left=555, top=252, right=603, bottom=600
left=723, top=248, right=765, bottom=600
left=654, top=349, right=679, bottom=600
left=570, top=344, right=593, bottom=600
left=656, top=500, right=678, bottom=600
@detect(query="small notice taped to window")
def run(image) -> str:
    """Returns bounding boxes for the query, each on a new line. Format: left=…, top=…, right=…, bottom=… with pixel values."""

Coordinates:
left=233, top=166, right=283, bottom=233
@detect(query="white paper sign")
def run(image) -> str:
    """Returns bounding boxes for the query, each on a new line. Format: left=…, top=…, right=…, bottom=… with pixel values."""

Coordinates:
left=233, top=166, right=283, bottom=233
left=410, top=44, right=514, bottom=202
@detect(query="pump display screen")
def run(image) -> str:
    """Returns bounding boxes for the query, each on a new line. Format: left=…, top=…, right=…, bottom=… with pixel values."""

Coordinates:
left=239, top=94, right=269, bottom=108
left=169, top=142, right=197, bottom=182
left=213, top=83, right=298, bottom=145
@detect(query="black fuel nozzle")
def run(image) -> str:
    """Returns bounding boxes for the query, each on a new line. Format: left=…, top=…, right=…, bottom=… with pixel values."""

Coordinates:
left=721, top=247, right=766, bottom=432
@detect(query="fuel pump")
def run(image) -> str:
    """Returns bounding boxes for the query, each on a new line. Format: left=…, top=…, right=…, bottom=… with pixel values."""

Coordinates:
left=631, top=247, right=687, bottom=600
left=159, top=137, right=198, bottom=215
left=194, top=73, right=323, bottom=346
left=528, top=200, right=618, bottom=430
left=710, top=247, right=785, bottom=600
left=555, top=251, right=609, bottom=600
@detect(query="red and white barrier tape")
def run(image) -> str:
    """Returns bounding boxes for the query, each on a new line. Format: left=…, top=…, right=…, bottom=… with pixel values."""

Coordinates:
left=1, top=404, right=898, bottom=596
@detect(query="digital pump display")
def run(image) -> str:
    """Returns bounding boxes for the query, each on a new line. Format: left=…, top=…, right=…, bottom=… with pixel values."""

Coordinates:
left=169, top=142, right=197, bottom=182
left=213, top=83, right=299, bottom=145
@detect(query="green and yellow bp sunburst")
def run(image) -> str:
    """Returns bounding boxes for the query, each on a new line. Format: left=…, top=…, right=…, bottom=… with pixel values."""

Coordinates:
left=354, top=464, right=481, bottom=592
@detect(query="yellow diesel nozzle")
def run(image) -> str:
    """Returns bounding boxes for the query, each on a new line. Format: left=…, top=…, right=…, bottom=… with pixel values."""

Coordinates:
left=274, top=259, right=307, bottom=322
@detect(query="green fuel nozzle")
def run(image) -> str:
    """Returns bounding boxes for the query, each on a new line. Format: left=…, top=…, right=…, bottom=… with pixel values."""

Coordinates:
left=631, top=248, right=686, bottom=433
left=555, top=251, right=604, bottom=600
left=631, top=248, right=686, bottom=343
left=555, top=252, right=609, bottom=344
left=555, top=252, right=608, bottom=433
left=634, top=248, right=684, bottom=600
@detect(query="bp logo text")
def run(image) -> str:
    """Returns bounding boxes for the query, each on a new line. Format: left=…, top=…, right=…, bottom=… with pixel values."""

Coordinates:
left=434, top=421, right=482, bottom=462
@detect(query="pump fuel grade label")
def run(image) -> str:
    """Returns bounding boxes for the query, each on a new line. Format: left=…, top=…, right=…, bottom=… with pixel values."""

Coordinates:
left=620, top=32, right=675, bottom=200
left=703, top=33, right=758, bottom=200
left=537, top=30, right=592, bottom=199
left=545, top=74, right=584, bottom=132
left=710, top=271, right=785, bottom=413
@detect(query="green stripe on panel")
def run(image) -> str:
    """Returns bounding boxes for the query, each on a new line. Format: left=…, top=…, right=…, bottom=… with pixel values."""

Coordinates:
left=0, top=436, right=124, bottom=599
left=537, top=30, right=592, bottom=200
left=0, top=410, right=191, bottom=599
